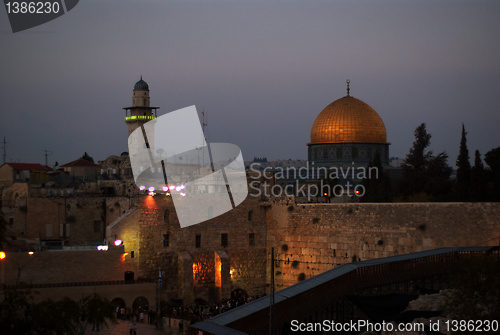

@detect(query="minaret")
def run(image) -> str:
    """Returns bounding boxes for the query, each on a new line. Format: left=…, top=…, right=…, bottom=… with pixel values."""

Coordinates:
left=123, top=77, right=160, bottom=136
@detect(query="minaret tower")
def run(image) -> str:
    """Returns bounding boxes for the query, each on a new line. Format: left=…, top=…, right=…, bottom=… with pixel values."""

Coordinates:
left=123, top=77, right=160, bottom=135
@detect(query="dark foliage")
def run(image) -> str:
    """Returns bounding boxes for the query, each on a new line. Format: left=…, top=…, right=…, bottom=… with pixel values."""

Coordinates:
left=455, top=124, right=471, bottom=200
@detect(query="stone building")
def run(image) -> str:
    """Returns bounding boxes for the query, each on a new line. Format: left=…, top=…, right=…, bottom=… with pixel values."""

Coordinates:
left=123, top=77, right=159, bottom=136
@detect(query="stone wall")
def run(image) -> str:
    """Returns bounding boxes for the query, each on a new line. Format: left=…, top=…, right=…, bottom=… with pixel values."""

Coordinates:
left=266, top=201, right=500, bottom=290
left=127, top=194, right=268, bottom=304
left=2, top=245, right=131, bottom=285
left=3, top=194, right=499, bottom=308
left=1, top=191, right=130, bottom=246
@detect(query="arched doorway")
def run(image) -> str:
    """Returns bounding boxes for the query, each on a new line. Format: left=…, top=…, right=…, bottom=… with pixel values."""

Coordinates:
left=132, top=296, right=149, bottom=311
left=112, top=297, right=127, bottom=320
left=112, top=297, right=126, bottom=308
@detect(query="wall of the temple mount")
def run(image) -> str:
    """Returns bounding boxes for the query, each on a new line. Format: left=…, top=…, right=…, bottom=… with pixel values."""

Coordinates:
left=2, top=245, right=130, bottom=286
left=265, top=201, right=500, bottom=291
left=6, top=193, right=498, bottom=308
left=131, top=195, right=268, bottom=304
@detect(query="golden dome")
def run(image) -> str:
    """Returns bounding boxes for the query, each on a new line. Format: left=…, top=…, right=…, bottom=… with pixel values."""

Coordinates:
left=309, top=95, right=388, bottom=145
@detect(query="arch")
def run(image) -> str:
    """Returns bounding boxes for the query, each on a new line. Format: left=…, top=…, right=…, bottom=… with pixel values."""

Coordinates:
left=132, top=296, right=149, bottom=311
left=112, top=297, right=126, bottom=308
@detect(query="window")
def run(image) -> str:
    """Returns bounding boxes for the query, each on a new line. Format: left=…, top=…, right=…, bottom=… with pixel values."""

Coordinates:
left=195, top=234, right=201, bottom=248
left=248, top=210, right=253, bottom=221
left=221, top=233, right=228, bottom=247
left=163, top=233, right=169, bottom=247
left=131, top=251, right=135, bottom=258
left=249, top=233, right=255, bottom=246
left=163, top=209, right=169, bottom=223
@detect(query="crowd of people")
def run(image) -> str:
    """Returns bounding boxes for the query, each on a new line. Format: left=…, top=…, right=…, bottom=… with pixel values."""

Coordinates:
left=115, top=294, right=265, bottom=328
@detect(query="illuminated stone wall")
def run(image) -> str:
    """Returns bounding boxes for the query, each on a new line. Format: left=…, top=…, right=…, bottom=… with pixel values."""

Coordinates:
left=266, top=201, right=500, bottom=290
left=133, top=195, right=268, bottom=304
left=109, top=194, right=500, bottom=304
left=1, top=245, right=129, bottom=285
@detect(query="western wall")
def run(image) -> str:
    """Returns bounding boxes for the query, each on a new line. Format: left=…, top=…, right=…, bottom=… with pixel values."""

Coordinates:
left=111, top=196, right=499, bottom=304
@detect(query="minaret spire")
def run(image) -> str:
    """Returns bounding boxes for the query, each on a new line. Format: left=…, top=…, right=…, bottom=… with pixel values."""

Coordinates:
left=346, top=79, right=350, bottom=97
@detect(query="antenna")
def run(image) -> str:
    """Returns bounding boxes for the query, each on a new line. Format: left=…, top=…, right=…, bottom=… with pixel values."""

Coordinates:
left=2, top=137, right=6, bottom=164
left=42, top=149, right=53, bottom=166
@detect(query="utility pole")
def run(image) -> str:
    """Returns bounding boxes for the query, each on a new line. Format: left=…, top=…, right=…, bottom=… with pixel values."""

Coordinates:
left=2, top=137, right=6, bottom=164
left=269, top=247, right=275, bottom=335
left=42, top=149, right=52, bottom=166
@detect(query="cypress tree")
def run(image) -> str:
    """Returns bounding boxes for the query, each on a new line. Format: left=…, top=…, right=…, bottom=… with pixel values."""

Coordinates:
left=455, top=123, right=471, bottom=200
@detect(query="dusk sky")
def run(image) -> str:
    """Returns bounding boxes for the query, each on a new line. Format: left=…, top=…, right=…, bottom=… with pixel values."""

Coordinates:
left=1, top=0, right=499, bottom=168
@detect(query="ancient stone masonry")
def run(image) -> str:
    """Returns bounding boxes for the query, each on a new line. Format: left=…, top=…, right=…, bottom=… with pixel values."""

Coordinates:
left=266, top=201, right=500, bottom=290
left=126, top=194, right=268, bottom=304
left=107, top=193, right=500, bottom=304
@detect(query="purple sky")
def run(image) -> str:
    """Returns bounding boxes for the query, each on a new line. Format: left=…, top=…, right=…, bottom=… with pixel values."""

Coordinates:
left=1, top=0, right=499, bottom=168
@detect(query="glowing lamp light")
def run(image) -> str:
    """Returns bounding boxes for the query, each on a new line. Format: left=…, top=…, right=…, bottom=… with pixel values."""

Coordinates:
left=139, top=185, right=146, bottom=191
left=28, top=251, right=34, bottom=255
left=180, top=184, right=186, bottom=190
left=162, top=186, right=169, bottom=192
left=175, top=186, right=181, bottom=192
left=114, top=239, right=123, bottom=247
left=148, top=191, right=155, bottom=196
left=97, top=245, right=108, bottom=251
left=148, top=186, right=155, bottom=192
left=0, top=251, right=6, bottom=260
left=180, top=192, right=186, bottom=197
left=166, top=192, right=171, bottom=196
left=169, top=185, right=175, bottom=190
left=324, top=192, right=328, bottom=196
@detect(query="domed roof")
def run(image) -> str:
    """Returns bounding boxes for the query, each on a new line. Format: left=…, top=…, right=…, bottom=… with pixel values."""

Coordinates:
left=309, top=94, right=388, bottom=145
left=134, top=76, right=149, bottom=91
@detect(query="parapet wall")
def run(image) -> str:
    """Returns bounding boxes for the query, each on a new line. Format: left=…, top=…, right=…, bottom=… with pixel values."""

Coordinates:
left=266, top=201, right=500, bottom=290
left=2, top=245, right=131, bottom=285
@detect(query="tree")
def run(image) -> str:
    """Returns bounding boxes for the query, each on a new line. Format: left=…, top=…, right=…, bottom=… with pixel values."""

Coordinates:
left=0, top=286, right=33, bottom=334
left=455, top=123, right=471, bottom=200
left=81, top=152, right=94, bottom=163
left=398, top=123, right=452, bottom=200
left=484, top=146, right=500, bottom=200
left=470, top=150, right=487, bottom=201
left=79, top=294, right=116, bottom=332
left=30, top=298, right=80, bottom=335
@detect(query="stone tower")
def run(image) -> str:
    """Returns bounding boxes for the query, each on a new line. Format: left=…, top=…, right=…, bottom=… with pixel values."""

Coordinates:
left=123, top=77, right=160, bottom=136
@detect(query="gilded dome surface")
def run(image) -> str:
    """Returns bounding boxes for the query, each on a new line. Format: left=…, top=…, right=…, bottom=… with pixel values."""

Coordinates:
left=310, top=96, right=387, bottom=144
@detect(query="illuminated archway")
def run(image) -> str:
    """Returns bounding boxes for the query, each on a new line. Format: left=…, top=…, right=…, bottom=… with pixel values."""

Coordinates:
left=112, top=297, right=126, bottom=308
left=132, top=296, right=149, bottom=311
